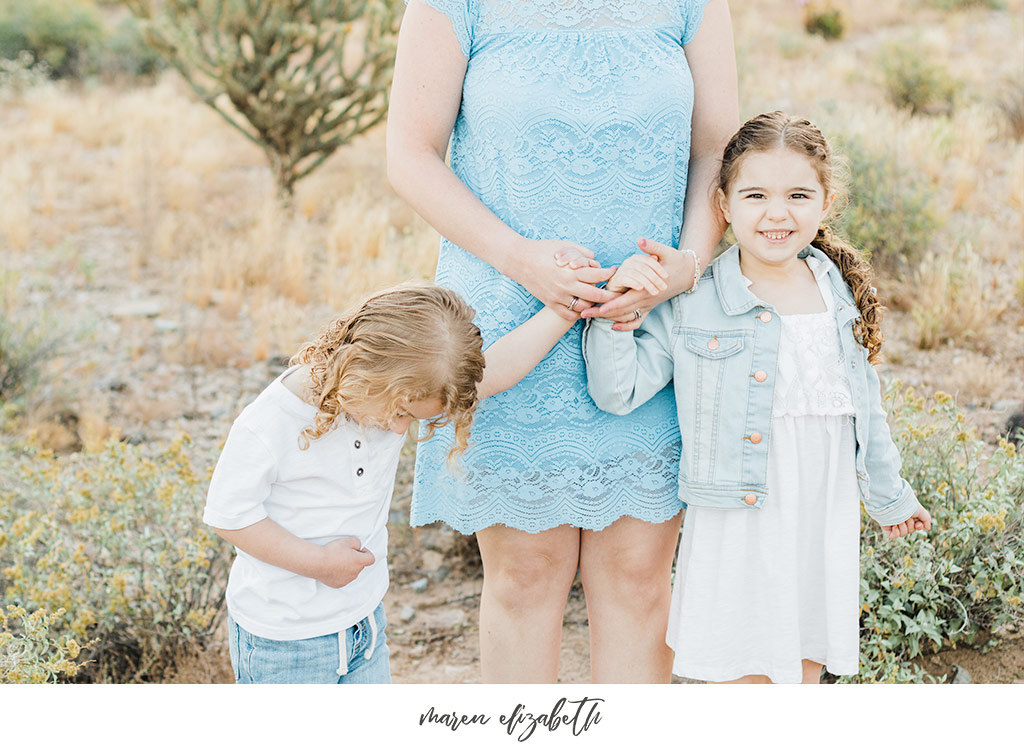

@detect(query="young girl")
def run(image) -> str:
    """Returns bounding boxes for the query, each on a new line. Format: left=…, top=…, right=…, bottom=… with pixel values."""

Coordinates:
left=582, top=111, right=931, bottom=684
left=203, top=280, right=589, bottom=684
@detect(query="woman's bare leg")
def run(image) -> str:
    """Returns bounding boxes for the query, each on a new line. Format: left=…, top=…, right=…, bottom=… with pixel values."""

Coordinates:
left=579, top=513, right=683, bottom=683
left=475, top=523, right=580, bottom=683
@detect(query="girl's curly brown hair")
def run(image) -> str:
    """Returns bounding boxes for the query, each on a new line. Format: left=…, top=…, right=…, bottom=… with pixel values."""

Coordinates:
left=290, top=283, right=485, bottom=462
left=718, top=111, right=885, bottom=363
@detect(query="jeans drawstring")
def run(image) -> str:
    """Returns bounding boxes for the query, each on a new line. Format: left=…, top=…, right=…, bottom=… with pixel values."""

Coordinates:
left=336, top=610, right=378, bottom=675
left=336, top=630, right=349, bottom=676
left=364, top=610, right=379, bottom=661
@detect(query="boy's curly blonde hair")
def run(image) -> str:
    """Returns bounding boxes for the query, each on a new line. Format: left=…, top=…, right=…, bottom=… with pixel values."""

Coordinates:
left=290, top=283, right=485, bottom=462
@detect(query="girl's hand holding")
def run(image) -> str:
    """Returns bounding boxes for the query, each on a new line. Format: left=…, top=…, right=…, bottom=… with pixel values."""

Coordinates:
left=606, top=252, right=669, bottom=295
left=581, top=238, right=697, bottom=331
left=316, top=537, right=375, bottom=588
left=512, top=238, right=618, bottom=321
left=882, top=505, right=933, bottom=540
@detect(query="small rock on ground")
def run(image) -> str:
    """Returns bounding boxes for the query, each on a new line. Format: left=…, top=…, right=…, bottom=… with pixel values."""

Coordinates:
left=950, top=664, right=972, bottom=684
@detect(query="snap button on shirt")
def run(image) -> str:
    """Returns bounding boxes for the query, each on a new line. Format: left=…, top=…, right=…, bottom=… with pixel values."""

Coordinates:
left=749, top=432, right=762, bottom=444
left=758, top=311, right=773, bottom=323
left=754, top=370, right=767, bottom=382
left=744, top=493, right=757, bottom=505
left=707, top=337, right=719, bottom=350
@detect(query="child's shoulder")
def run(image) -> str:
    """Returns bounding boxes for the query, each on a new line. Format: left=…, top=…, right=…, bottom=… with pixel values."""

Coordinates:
left=804, top=245, right=858, bottom=304
left=232, top=373, right=314, bottom=441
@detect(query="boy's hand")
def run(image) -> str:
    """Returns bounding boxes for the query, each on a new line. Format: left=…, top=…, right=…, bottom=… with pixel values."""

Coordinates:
left=607, top=252, right=669, bottom=295
left=316, top=537, right=375, bottom=588
left=882, top=505, right=932, bottom=540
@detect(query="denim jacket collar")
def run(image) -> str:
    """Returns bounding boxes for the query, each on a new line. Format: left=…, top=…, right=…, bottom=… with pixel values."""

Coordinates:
left=712, top=243, right=854, bottom=315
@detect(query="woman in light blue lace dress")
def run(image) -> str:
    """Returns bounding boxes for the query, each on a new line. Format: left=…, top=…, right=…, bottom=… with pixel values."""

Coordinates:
left=387, top=0, right=737, bottom=682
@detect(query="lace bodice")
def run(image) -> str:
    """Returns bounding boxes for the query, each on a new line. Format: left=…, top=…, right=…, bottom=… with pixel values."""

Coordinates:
left=773, top=307, right=855, bottom=419
left=434, top=0, right=710, bottom=317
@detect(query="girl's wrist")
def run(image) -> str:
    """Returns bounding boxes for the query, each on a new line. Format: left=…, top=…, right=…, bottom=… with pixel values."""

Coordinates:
left=539, top=305, right=579, bottom=332
left=663, top=247, right=698, bottom=297
left=677, top=248, right=701, bottom=293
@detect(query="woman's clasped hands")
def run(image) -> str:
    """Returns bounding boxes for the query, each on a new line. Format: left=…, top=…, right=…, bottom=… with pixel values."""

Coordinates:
left=515, top=238, right=618, bottom=320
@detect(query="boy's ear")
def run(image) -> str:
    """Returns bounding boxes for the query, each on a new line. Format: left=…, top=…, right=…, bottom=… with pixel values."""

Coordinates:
left=716, top=188, right=730, bottom=223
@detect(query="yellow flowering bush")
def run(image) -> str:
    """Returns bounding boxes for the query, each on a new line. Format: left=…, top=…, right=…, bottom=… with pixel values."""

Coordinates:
left=848, top=384, right=1024, bottom=683
left=0, top=435, right=231, bottom=682
left=0, top=606, right=91, bottom=682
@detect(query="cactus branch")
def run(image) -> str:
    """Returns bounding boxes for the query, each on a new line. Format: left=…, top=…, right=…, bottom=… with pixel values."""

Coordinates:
left=120, top=0, right=402, bottom=203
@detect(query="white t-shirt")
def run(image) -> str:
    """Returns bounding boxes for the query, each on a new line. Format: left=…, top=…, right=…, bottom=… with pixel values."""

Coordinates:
left=203, top=367, right=406, bottom=641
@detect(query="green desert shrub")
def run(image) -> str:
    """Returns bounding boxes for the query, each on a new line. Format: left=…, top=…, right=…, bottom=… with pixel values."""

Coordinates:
left=0, top=0, right=104, bottom=78
left=802, top=2, right=844, bottom=40
left=847, top=385, right=1024, bottom=683
left=96, top=14, right=165, bottom=77
left=0, top=50, right=51, bottom=94
left=0, top=1, right=164, bottom=79
left=878, top=42, right=959, bottom=116
left=0, top=314, right=59, bottom=403
left=0, top=435, right=232, bottom=682
left=831, top=134, right=940, bottom=274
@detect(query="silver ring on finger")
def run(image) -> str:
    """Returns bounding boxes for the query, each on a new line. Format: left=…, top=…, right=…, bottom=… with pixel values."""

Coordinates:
left=633, top=309, right=642, bottom=321
left=567, top=296, right=580, bottom=312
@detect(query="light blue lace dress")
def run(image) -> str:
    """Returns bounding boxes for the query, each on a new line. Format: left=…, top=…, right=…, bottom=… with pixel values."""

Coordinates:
left=411, top=0, right=713, bottom=534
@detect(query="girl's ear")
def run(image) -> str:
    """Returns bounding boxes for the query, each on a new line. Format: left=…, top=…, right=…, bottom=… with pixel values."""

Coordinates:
left=822, top=191, right=837, bottom=217
left=716, top=188, right=730, bottom=223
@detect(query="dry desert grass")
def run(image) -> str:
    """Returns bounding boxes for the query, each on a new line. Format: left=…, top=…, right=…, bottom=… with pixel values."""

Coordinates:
left=1, top=0, right=1022, bottom=683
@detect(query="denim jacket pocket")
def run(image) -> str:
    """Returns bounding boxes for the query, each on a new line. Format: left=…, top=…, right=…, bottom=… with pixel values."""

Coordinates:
left=682, top=329, right=746, bottom=359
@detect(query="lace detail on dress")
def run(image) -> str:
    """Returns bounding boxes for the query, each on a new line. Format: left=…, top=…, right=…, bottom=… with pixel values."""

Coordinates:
left=411, top=1, right=712, bottom=533
left=773, top=311, right=855, bottom=418
left=479, top=0, right=682, bottom=32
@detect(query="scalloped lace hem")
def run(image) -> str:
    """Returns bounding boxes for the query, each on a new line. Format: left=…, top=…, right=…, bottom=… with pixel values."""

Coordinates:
left=410, top=502, right=684, bottom=535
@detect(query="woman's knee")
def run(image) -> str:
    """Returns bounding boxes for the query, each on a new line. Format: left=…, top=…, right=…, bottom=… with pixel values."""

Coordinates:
left=487, top=550, right=575, bottom=606
left=479, top=535, right=577, bottom=611
left=580, top=522, right=678, bottom=610
left=591, top=551, right=671, bottom=606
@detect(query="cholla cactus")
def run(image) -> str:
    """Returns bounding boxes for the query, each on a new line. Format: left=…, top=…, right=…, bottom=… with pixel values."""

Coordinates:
left=122, top=0, right=403, bottom=203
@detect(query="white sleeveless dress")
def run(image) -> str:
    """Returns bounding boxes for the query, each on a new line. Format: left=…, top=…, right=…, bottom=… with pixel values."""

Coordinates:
left=666, top=267, right=861, bottom=683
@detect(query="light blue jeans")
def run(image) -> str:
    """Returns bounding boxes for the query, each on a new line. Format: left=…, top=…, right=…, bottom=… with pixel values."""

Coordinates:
left=228, top=603, right=391, bottom=684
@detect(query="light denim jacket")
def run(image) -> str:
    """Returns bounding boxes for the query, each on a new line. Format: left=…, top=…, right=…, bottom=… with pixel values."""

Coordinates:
left=582, top=244, right=919, bottom=526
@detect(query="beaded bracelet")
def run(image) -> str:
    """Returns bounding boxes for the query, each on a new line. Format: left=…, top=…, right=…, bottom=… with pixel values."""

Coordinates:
left=679, top=248, right=701, bottom=294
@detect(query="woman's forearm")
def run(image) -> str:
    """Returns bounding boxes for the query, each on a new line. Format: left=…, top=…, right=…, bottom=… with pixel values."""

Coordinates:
left=679, top=0, right=739, bottom=268
left=387, top=148, right=524, bottom=277
left=679, top=150, right=730, bottom=269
